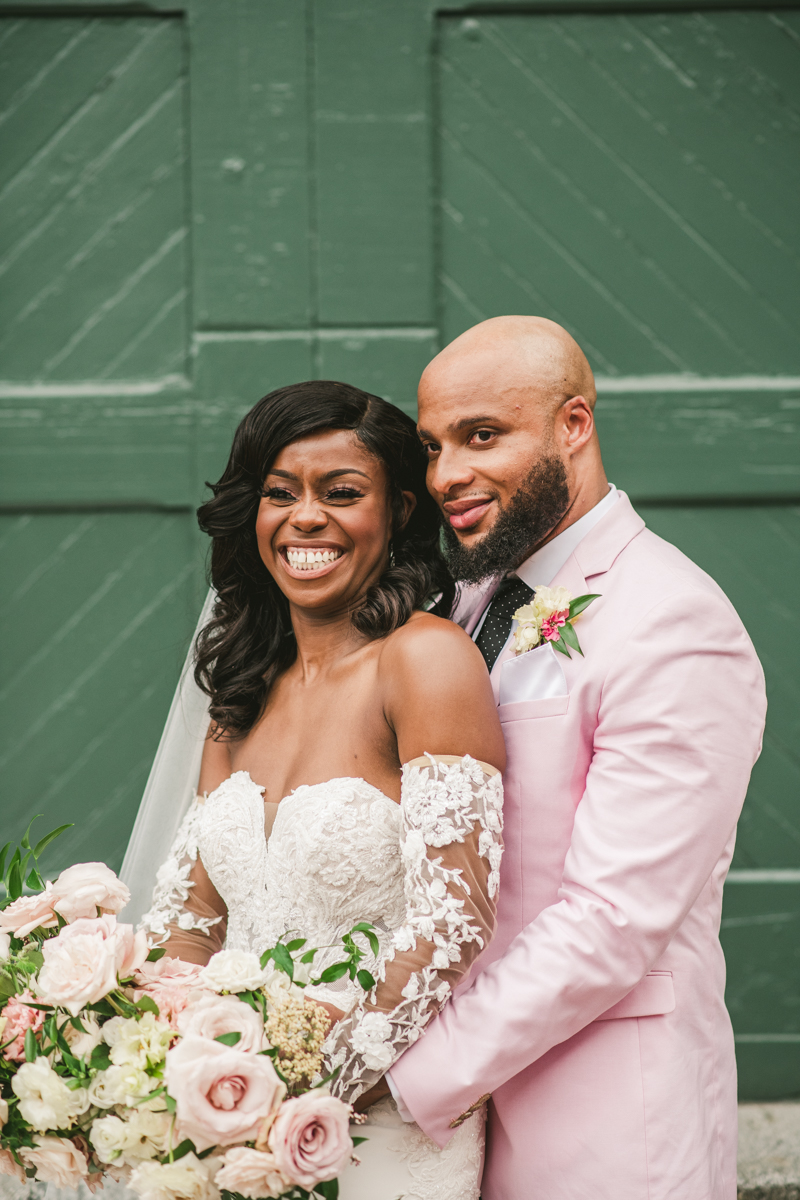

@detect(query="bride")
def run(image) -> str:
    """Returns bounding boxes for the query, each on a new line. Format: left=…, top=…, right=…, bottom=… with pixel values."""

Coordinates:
left=122, top=380, right=505, bottom=1199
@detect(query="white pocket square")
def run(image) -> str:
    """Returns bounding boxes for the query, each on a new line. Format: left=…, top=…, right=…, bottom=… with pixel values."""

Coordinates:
left=499, top=642, right=569, bottom=705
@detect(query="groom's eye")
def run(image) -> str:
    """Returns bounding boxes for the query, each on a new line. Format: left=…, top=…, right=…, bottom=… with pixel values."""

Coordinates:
left=468, top=429, right=497, bottom=446
left=420, top=441, right=439, bottom=457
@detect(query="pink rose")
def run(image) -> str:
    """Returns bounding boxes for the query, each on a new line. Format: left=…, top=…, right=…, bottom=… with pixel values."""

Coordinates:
left=136, top=957, right=205, bottom=989
left=50, top=862, right=130, bottom=924
left=177, top=994, right=268, bottom=1054
left=2, top=990, right=45, bottom=1062
left=36, top=915, right=147, bottom=1015
left=20, top=1136, right=88, bottom=1189
left=0, top=1148, right=25, bottom=1182
left=215, top=1147, right=288, bottom=1198
left=269, top=1093, right=353, bottom=1189
left=165, top=1035, right=285, bottom=1152
left=0, top=882, right=58, bottom=938
left=134, top=958, right=209, bottom=1028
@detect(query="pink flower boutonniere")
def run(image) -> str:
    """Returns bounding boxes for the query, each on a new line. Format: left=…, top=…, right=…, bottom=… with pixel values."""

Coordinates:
left=511, top=586, right=601, bottom=659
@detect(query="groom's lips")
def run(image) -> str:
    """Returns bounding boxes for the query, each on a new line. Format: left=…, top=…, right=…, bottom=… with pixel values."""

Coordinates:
left=444, top=497, right=494, bottom=531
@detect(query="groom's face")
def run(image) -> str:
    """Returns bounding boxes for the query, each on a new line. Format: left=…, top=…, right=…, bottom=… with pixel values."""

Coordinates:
left=417, top=349, right=571, bottom=582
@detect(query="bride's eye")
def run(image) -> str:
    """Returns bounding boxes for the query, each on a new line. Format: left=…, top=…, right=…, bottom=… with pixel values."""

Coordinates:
left=261, top=486, right=297, bottom=503
left=326, top=486, right=364, bottom=502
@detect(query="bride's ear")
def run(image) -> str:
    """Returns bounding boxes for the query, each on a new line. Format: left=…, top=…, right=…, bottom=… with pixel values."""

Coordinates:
left=398, top=490, right=417, bottom=531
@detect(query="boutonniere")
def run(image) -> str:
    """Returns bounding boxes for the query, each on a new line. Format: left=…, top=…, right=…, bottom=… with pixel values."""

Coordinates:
left=512, top=586, right=601, bottom=659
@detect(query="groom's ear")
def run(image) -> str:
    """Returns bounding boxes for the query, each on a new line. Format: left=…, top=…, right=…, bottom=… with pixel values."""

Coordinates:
left=398, top=490, right=417, bottom=530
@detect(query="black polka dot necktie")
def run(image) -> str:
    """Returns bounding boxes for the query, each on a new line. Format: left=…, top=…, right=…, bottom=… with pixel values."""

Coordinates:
left=475, top=575, right=535, bottom=671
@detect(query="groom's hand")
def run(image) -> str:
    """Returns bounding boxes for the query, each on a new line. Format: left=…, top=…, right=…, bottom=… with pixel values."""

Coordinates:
left=354, top=1077, right=390, bottom=1112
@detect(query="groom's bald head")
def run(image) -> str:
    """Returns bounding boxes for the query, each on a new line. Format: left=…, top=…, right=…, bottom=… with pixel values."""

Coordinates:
left=417, top=316, right=607, bottom=580
left=420, top=315, right=596, bottom=424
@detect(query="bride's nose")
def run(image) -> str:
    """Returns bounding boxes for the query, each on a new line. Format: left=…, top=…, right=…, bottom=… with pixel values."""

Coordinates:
left=289, top=493, right=328, bottom=531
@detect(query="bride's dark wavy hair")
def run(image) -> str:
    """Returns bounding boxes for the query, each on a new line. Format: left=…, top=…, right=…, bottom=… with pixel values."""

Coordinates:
left=194, top=380, right=456, bottom=739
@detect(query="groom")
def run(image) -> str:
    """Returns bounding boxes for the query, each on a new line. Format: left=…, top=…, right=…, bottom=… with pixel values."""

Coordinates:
left=386, top=317, right=767, bottom=1199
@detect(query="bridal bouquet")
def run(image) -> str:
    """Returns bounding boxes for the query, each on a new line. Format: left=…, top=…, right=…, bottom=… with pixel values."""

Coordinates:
left=0, top=820, right=374, bottom=1200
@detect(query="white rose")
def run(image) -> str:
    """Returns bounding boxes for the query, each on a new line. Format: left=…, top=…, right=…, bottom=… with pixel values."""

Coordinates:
left=90, top=1114, right=130, bottom=1163
left=350, top=1011, right=394, bottom=1072
left=512, top=621, right=540, bottom=653
left=0, top=932, right=10, bottom=961
left=62, top=1013, right=104, bottom=1059
left=51, top=862, right=130, bottom=923
left=0, top=1097, right=7, bottom=1126
left=130, top=1151, right=221, bottom=1200
left=20, top=1135, right=88, bottom=1188
left=198, top=949, right=267, bottom=994
left=11, top=1056, right=90, bottom=1131
left=532, top=585, right=571, bottom=621
left=104, top=1012, right=173, bottom=1068
left=89, top=1064, right=153, bottom=1108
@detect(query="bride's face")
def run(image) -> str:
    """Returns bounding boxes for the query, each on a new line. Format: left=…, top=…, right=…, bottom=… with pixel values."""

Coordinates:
left=256, top=428, right=396, bottom=614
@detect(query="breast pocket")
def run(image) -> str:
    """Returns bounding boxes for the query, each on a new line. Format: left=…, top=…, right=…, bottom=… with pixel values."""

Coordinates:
left=498, top=642, right=568, bottom=706
left=498, top=695, right=570, bottom=723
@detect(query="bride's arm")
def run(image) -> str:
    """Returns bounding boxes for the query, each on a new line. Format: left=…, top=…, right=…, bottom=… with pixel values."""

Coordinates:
left=137, top=730, right=231, bottom=965
left=325, top=616, right=505, bottom=1104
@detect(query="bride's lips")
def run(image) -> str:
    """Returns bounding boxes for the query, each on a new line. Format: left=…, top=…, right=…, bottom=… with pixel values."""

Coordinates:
left=278, top=546, right=346, bottom=581
left=443, top=497, right=494, bottom=531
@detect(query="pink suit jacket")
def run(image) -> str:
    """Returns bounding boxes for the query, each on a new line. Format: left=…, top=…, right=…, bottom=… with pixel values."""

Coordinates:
left=391, top=493, right=767, bottom=1200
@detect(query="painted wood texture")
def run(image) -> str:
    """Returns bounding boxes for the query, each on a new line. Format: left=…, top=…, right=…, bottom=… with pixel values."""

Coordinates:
left=0, top=0, right=797, bottom=1100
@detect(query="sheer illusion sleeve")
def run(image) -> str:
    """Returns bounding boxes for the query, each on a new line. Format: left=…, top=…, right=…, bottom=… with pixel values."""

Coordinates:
left=325, top=753, right=503, bottom=1104
left=138, top=797, right=227, bottom=965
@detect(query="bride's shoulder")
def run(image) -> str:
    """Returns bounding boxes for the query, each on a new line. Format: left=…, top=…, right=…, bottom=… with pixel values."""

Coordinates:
left=378, top=611, right=488, bottom=689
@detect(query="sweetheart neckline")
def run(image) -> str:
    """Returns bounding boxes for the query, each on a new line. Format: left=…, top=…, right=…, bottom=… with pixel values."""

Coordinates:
left=204, top=768, right=399, bottom=810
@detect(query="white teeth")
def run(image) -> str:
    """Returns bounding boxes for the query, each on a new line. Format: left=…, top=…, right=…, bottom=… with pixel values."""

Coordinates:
left=285, top=548, right=342, bottom=572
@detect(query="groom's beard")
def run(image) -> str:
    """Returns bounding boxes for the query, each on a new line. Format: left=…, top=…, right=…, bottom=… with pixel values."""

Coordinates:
left=442, top=453, right=571, bottom=585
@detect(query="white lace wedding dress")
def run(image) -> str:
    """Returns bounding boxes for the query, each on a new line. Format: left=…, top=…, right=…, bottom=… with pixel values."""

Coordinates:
left=140, top=753, right=503, bottom=1200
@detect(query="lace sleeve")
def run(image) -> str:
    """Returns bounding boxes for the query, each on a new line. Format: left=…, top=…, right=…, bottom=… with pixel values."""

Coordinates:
left=325, top=753, right=503, bottom=1104
left=138, top=797, right=226, bottom=963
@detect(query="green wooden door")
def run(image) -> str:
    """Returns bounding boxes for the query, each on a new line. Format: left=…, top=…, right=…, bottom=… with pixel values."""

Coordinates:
left=1, top=0, right=798, bottom=1100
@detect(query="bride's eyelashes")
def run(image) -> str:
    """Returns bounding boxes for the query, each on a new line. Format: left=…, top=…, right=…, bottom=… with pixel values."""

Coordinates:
left=260, top=485, right=366, bottom=504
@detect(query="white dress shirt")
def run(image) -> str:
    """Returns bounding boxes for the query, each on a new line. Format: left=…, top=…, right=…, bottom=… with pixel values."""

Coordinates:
left=387, top=485, right=619, bottom=1121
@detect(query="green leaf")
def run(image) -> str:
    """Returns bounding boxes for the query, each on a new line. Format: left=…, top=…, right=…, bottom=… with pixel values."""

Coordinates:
left=7, top=855, right=23, bottom=901
left=551, top=636, right=571, bottom=658
left=0, top=843, right=10, bottom=882
left=26, top=866, right=45, bottom=891
left=300, top=949, right=317, bottom=964
left=169, top=1138, right=195, bottom=1162
left=164, top=1093, right=177, bottom=1114
left=351, top=1136, right=368, bottom=1146
left=24, top=1027, right=37, bottom=1062
left=32, top=824, right=73, bottom=861
left=313, top=1178, right=339, bottom=1200
left=214, top=1031, right=242, bottom=1046
left=68, top=1016, right=87, bottom=1032
left=197, top=1146, right=217, bottom=1160
left=20, top=815, right=43, bottom=854
left=568, top=593, right=601, bottom=619
left=560, top=620, right=582, bottom=655
left=236, top=990, right=260, bottom=1011
left=0, top=970, right=15, bottom=1001
left=356, top=969, right=376, bottom=991
left=315, top=961, right=349, bottom=985
left=146, top=947, right=167, bottom=963
left=259, top=948, right=273, bottom=969
left=271, top=942, right=294, bottom=980
left=286, top=938, right=307, bottom=952
left=89, top=1045, right=111, bottom=1071
left=136, top=995, right=161, bottom=1016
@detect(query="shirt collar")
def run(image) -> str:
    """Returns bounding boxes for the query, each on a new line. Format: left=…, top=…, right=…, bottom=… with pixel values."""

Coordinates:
left=515, top=485, right=619, bottom=590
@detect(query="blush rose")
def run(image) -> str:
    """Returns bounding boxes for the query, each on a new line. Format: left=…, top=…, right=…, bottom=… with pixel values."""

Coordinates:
left=20, top=1136, right=89, bottom=1189
left=268, top=1093, right=353, bottom=1189
left=1, top=990, right=45, bottom=1062
left=0, top=883, right=58, bottom=938
left=177, top=994, right=268, bottom=1054
left=36, top=915, right=148, bottom=1015
left=51, top=862, right=130, bottom=923
left=165, top=1036, right=285, bottom=1152
left=215, top=1146, right=289, bottom=1198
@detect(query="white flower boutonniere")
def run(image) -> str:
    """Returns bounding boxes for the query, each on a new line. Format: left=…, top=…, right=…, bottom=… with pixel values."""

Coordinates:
left=511, top=585, right=601, bottom=659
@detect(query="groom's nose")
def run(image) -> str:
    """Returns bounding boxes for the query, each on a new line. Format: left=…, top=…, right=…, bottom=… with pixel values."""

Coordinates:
left=427, top=443, right=475, bottom=502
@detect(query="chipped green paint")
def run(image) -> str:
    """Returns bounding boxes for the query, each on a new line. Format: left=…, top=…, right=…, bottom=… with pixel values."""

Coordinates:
left=1, top=0, right=798, bottom=1099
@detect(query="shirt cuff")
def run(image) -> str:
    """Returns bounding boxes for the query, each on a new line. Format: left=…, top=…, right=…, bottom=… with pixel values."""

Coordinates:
left=386, top=1069, right=415, bottom=1123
